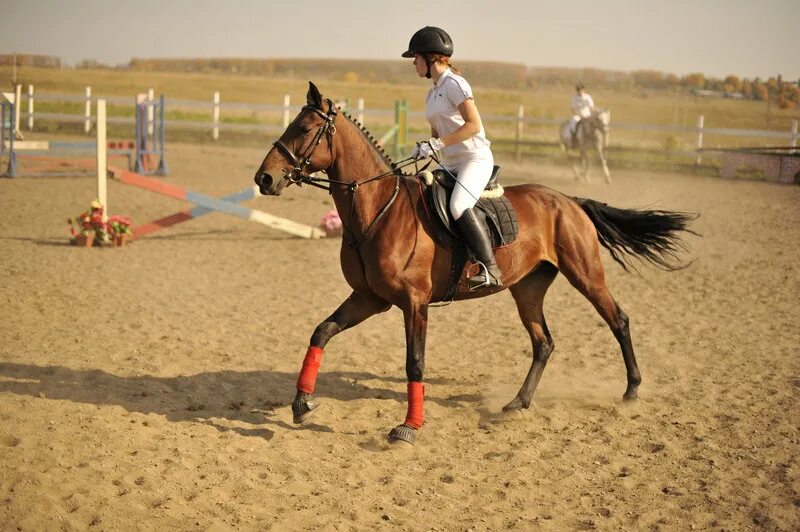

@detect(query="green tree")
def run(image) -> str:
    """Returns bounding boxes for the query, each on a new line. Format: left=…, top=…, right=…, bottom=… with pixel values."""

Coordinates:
left=632, top=70, right=668, bottom=89
left=682, top=73, right=705, bottom=89
left=741, top=79, right=754, bottom=99
left=665, top=73, right=680, bottom=87
left=753, top=81, right=768, bottom=101
left=723, top=75, right=742, bottom=93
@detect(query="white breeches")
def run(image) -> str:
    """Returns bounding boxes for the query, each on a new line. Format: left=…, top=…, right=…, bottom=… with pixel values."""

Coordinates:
left=442, top=147, right=495, bottom=220
left=569, top=115, right=581, bottom=133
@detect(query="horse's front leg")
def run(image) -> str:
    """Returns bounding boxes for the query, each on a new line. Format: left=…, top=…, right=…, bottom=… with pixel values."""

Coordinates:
left=597, top=143, right=611, bottom=184
left=387, top=300, right=429, bottom=446
left=581, top=149, right=590, bottom=183
left=293, top=291, right=390, bottom=423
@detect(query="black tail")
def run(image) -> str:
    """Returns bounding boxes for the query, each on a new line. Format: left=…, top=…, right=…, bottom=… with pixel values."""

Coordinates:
left=574, top=197, right=699, bottom=272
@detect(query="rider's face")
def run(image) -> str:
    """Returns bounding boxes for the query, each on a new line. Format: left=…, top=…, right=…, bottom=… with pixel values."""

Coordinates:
left=413, top=54, right=427, bottom=78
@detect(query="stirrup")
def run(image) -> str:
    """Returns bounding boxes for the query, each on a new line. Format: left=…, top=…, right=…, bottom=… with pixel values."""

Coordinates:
left=466, top=261, right=499, bottom=291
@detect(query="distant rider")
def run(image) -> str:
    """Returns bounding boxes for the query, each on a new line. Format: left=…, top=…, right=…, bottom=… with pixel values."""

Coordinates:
left=569, top=83, right=595, bottom=147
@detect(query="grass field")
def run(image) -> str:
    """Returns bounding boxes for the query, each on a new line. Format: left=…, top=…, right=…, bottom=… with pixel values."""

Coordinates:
left=2, top=65, right=798, bottom=174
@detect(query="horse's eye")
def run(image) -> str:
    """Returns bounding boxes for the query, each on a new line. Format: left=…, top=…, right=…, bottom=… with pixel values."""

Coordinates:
left=302, top=126, right=312, bottom=134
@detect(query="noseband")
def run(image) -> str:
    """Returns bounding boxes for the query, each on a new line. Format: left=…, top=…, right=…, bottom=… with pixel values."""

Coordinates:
left=273, top=100, right=338, bottom=188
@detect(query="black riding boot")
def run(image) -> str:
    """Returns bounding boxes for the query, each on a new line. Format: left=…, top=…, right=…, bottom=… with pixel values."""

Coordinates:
left=454, top=207, right=502, bottom=290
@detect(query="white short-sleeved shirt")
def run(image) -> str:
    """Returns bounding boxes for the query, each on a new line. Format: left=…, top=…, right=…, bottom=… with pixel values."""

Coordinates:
left=425, top=69, right=491, bottom=159
left=571, top=93, right=595, bottom=118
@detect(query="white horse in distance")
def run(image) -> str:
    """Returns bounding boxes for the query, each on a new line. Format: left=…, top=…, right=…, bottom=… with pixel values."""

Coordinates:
left=560, top=109, right=612, bottom=184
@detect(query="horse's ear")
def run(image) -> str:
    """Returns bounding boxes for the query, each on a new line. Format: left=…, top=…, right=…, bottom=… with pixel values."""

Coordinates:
left=307, top=82, right=323, bottom=109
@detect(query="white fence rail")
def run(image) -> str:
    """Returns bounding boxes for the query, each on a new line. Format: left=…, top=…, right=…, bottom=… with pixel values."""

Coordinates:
left=13, top=86, right=800, bottom=156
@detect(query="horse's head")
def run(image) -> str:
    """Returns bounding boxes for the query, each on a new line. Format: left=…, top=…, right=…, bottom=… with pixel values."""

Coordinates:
left=594, top=109, right=611, bottom=133
left=254, top=82, right=338, bottom=196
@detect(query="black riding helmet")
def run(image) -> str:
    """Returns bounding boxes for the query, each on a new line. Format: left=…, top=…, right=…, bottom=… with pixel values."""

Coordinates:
left=402, top=26, right=453, bottom=58
left=402, top=26, right=453, bottom=79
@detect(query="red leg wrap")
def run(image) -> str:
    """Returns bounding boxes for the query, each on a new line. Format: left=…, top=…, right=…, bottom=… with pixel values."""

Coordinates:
left=296, top=346, right=323, bottom=394
left=404, top=381, right=425, bottom=429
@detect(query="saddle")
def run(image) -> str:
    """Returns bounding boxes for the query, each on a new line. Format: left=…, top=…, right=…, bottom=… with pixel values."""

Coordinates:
left=570, top=119, right=585, bottom=149
left=420, top=166, right=520, bottom=302
left=422, top=166, right=519, bottom=247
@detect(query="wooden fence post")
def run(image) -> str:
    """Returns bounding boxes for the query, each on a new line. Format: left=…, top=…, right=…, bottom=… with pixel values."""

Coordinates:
left=96, top=99, right=108, bottom=231
left=791, top=119, right=798, bottom=150
left=695, top=115, right=704, bottom=165
left=147, top=88, right=155, bottom=136
left=283, top=95, right=291, bottom=128
left=515, top=104, right=524, bottom=162
left=84, top=86, right=92, bottom=134
left=14, top=84, right=21, bottom=138
left=27, top=84, right=33, bottom=130
left=212, top=91, right=220, bottom=140
left=357, top=98, right=364, bottom=125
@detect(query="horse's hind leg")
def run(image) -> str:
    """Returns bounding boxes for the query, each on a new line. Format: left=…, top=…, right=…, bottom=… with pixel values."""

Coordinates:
left=558, top=242, right=641, bottom=400
left=503, top=262, right=558, bottom=411
left=566, top=149, right=582, bottom=181
left=293, top=291, right=391, bottom=423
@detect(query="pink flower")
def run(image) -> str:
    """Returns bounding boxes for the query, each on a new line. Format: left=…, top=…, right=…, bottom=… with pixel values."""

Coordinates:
left=319, top=209, right=342, bottom=231
left=107, top=213, right=133, bottom=236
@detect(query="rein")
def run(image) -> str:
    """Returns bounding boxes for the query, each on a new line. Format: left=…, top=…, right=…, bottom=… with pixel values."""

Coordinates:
left=271, top=100, right=419, bottom=247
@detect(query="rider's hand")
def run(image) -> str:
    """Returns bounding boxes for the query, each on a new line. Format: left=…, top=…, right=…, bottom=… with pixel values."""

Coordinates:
left=413, top=137, right=444, bottom=159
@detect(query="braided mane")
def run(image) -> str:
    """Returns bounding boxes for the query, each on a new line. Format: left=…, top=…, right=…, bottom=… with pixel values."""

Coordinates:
left=339, top=109, right=398, bottom=171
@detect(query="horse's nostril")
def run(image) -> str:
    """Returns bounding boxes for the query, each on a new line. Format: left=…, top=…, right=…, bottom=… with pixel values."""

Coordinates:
left=255, top=172, right=274, bottom=190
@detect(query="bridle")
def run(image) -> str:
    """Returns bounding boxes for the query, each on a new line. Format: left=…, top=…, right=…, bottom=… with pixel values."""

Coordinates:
left=269, top=99, right=419, bottom=247
left=591, top=110, right=610, bottom=134
left=271, top=99, right=339, bottom=190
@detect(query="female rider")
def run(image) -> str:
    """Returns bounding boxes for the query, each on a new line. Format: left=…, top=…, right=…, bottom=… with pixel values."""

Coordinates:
left=403, top=26, right=501, bottom=289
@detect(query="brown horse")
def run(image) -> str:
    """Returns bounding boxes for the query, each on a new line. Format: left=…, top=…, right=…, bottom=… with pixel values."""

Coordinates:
left=254, top=82, right=696, bottom=445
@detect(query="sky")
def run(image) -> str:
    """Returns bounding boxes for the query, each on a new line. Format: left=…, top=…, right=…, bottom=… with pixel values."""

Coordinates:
left=1, top=0, right=797, bottom=80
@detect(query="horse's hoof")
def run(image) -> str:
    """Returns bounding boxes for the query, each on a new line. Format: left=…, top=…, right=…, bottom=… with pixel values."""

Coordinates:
left=387, top=424, right=416, bottom=445
left=292, top=395, right=319, bottom=424
left=502, top=397, right=529, bottom=412
left=622, top=390, right=639, bottom=402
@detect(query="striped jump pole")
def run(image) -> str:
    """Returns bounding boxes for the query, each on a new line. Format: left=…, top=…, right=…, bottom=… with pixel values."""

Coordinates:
left=128, top=184, right=265, bottom=238
left=107, top=165, right=325, bottom=239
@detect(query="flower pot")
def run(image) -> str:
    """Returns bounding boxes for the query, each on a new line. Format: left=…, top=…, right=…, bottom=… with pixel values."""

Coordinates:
left=112, top=234, right=127, bottom=247
left=73, top=234, right=94, bottom=247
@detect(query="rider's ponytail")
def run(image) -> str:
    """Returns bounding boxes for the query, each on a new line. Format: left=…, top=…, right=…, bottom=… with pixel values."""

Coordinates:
left=428, top=53, right=461, bottom=75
